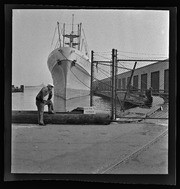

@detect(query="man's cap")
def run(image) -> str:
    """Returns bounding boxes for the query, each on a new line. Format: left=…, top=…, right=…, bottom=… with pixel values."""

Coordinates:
left=47, top=83, right=54, bottom=87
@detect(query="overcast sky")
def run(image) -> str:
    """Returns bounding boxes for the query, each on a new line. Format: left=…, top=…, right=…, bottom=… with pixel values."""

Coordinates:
left=12, top=9, right=169, bottom=86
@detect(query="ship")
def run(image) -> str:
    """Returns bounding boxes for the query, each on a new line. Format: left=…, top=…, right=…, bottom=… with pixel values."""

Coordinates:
left=12, top=85, right=24, bottom=93
left=47, top=15, right=91, bottom=112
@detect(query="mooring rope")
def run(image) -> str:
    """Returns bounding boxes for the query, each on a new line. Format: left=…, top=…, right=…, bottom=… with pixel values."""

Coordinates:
left=58, top=49, right=91, bottom=90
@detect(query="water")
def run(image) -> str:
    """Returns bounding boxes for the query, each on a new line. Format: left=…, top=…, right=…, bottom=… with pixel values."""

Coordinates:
left=12, top=86, right=112, bottom=114
left=12, top=86, right=164, bottom=114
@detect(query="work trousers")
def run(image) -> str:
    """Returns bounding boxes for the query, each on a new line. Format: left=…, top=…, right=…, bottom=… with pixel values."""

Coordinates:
left=36, top=100, right=54, bottom=124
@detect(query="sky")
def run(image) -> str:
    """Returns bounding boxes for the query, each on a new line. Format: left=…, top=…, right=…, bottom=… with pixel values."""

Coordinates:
left=12, top=9, right=169, bottom=86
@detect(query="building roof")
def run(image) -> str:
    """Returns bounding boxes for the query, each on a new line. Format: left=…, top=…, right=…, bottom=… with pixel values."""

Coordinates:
left=100, top=59, right=169, bottom=82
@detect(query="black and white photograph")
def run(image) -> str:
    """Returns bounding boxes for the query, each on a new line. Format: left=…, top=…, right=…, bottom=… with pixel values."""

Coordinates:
left=4, top=6, right=176, bottom=184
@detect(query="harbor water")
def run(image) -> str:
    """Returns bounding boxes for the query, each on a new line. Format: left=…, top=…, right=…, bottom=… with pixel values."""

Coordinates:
left=12, top=86, right=164, bottom=114
left=12, top=86, right=114, bottom=114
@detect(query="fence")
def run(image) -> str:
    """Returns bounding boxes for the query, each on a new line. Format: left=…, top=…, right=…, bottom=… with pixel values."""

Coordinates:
left=90, top=49, right=169, bottom=121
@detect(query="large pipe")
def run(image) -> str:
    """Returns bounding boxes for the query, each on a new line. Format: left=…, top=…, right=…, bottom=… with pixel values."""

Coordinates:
left=12, top=111, right=111, bottom=125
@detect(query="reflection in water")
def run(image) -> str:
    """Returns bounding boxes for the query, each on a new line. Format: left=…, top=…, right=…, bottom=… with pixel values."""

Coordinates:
left=12, top=87, right=113, bottom=113
left=12, top=87, right=164, bottom=114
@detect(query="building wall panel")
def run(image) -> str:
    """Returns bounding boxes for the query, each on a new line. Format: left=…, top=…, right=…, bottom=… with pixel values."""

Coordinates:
left=151, top=71, right=160, bottom=92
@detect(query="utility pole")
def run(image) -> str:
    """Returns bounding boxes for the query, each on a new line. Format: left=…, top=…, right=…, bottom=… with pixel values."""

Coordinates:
left=111, top=49, right=115, bottom=120
left=114, top=49, right=118, bottom=119
left=90, top=50, right=94, bottom=106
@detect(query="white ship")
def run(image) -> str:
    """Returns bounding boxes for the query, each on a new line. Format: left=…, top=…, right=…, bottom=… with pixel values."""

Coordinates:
left=47, top=15, right=91, bottom=112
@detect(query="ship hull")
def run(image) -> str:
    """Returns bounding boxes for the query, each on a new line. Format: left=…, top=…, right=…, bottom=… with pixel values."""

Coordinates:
left=47, top=47, right=91, bottom=112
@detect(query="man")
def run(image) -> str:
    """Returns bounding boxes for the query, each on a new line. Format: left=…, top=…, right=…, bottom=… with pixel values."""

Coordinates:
left=145, top=87, right=153, bottom=107
left=128, top=84, right=134, bottom=93
left=36, top=84, right=55, bottom=125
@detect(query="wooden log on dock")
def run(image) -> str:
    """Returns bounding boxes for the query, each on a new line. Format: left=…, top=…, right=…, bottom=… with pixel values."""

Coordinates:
left=12, top=111, right=111, bottom=125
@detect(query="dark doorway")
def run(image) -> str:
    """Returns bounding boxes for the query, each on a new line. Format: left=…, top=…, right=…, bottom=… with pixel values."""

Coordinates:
left=122, top=78, right=126, bottom=90
left=164, top=69, right=169, bottom=93
left=141, top=73, right=147, bottom=91
left=118, top=79, right=121, bottom=90
left=133, top=75, right=139, bottom=91
left=151, top=71, right=160, bottom=93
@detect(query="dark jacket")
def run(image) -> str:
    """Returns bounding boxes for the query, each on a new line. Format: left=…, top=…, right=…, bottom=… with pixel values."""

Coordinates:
left=36, top=86, right=52, bottom=103
left=145, top=89, right=152, bottom=99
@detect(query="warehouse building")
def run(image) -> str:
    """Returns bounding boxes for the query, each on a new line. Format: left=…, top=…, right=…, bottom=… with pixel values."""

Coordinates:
left=94, top=59, right=169, bottom=94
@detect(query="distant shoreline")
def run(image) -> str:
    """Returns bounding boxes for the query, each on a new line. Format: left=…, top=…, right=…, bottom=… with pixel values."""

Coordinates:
left=25, top=84, right=45, bottom=88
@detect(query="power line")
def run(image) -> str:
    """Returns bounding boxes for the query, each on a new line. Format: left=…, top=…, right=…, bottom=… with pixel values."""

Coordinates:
left=94, top=51, right=111, bottom=54
left=117, top=49, right=168, bottom=56
left=117, top=61, right=130, bottom=70
left=68, top=64, right=91, bottom=89
left=118, top=53, right=133, bottom=58
left=74, top=52, right=90, bottom=64
left=58, top=49, right=91, bottom=89
left=94, top=54, right=112, bottom=61
left=97, top=62, right=133, bottom=71
left=117, top=58, right=167, bottom=62
left=98, top=66, right=110, bottom=76
left=97, top=67, right=110, bottom=78
left=58, top=48, right=114, bottom=90
left=56, top=49, right=164, bottom=102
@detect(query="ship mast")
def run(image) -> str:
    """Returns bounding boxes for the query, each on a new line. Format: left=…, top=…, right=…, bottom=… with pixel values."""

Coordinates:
left=63, top=23, right=65, bottom=47
left=72, top=14, right=74, bottom=34
left=78, top=23, right=82, bottom=50
left=62, top=15, right=81, bottom=49
left=57, top=22, right=61, bottom=47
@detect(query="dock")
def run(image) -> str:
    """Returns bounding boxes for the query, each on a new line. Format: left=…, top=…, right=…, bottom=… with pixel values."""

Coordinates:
left=10, top=102, right=169, bottom=174
left=11, top=119, right=168, bottom=174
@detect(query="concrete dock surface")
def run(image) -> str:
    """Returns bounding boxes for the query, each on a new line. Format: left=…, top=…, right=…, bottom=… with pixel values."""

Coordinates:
left=105, top=131, right=168, bottom=174
left=12, top=120, right=168, bottom=174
